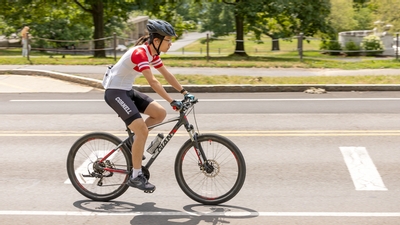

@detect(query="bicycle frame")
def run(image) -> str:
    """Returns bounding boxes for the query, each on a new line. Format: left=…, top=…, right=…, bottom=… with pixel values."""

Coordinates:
left=99, top=101, right=207, bottom=174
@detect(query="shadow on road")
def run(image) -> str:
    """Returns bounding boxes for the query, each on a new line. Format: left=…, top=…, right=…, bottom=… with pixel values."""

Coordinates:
left=73, top=200, right=259, bottom=225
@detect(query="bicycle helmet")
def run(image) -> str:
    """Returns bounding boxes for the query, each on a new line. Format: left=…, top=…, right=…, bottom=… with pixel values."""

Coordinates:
left=147, top=19, right=177, bottom=37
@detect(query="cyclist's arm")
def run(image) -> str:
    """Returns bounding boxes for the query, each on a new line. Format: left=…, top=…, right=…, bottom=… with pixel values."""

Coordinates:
left=141, top=69, right=174, bottom=103
left=156, top=66, right=187, bottom=94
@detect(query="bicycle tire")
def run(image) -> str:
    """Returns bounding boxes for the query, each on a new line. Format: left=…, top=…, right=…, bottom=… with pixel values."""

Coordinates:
left=175, top=133, right=246, bottom=205
left=66, top=132, right=132, bottom=201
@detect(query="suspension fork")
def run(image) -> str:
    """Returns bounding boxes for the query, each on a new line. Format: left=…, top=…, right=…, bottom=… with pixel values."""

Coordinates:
left=183, top=116, right=208, bottom=165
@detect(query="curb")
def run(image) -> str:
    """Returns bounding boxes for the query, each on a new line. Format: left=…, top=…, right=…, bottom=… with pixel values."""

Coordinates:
left=1, top=69, right=400, bottom=92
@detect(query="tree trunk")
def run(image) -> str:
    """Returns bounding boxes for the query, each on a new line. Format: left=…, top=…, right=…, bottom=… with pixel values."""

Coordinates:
left=233, top=12, right=247, bottom=56
left=91, top=1, right=106, bottom=58
left=272, top=38, right=280, bottom=51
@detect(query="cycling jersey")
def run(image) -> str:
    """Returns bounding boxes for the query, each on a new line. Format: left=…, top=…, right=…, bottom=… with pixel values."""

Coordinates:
left=102, top=43, right=163, bottom=90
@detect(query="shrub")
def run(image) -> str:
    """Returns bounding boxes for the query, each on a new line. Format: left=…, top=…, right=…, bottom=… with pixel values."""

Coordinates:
left=344, top=40, right=361, bottom=56
left=320, top=39, right=342, bottom=55
left=360, top=35, right=384, bottom=56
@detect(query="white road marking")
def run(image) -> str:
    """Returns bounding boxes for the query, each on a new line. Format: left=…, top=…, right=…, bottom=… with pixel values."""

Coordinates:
left=340, top=147, right=387, bottom=191
left=9, top=98, right=400, bottom=102
left=10, top=99, right=104, bottom=102
left=0, top=210, right=399, bottom=217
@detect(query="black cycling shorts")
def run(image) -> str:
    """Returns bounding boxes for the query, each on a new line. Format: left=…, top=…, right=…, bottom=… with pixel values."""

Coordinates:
left=104, top=88, right=154, bottom=126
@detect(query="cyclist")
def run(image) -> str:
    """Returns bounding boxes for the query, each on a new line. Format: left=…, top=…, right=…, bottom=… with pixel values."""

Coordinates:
left=102, top=19, right=195, bottom=192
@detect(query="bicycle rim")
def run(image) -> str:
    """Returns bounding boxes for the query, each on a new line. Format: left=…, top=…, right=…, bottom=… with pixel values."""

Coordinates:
left=175, top=134, right=246, bottom=205
left=67, top=132, right=131, bottom=201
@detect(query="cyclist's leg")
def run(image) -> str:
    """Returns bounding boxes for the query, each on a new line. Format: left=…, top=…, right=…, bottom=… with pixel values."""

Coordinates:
left=127, top=118, right=148, bottom=170
left=144, top=101, right=166, bottom=127
left=104, top=89, right=157, bottom=191
left=127, top=118, right=155, bottom=191
left=105, top=89, right=146, bottom=171
left=129, top=89, right=166, bottom=128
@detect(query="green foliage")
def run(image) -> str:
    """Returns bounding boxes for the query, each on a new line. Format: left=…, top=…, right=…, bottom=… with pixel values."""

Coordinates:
left=360, top=35, right=384, bottom=56
left=139, top=0, right=199, bottom=38
left=287, top=0, right=333, bottom=36
left=0, top=1, right=92, bottom=39
left=199, top=2, right=235, bottom=37
left=369, top=0, right=400, bottom=33
left=320, top=39, right=342, bottom=55
left=170, top=15, right=198, bottom=38
left=247, top=0, right=333, bottom=50
left=329, top=0, right=357, bottom=32
left=352, top=7, right=374, bottom=30
left=344, top=40, right=361, bottom=56
left=1, top=0, right=398, bottom=58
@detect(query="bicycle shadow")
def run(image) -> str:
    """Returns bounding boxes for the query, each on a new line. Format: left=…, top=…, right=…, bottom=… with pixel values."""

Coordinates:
left=73, top=200, right=259, bottom=225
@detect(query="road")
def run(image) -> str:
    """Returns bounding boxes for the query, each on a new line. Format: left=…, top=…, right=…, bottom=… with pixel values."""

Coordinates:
left=0, top=83, right=400, bottom=224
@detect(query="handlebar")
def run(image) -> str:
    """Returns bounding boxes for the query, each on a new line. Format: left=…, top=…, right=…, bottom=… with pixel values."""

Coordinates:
left=180, top=98, right=198, bottom=113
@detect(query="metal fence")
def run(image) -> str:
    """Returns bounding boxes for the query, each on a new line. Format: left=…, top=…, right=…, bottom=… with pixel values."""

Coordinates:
left=16, top=32, right=400, bottom=61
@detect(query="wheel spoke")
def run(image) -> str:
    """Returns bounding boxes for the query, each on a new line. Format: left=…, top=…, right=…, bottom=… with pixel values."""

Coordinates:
left=176, top=134, right=246, bottom=204
left=67, top=133, right=131, bottom=201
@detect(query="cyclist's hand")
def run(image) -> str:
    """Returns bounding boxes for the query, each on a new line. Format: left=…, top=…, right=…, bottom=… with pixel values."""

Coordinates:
left=170, top=100, right=183, bottom=111
left=184, top=92, right=195, bottom=101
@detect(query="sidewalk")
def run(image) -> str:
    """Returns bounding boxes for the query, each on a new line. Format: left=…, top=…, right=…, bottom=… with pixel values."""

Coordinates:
left=168, top=32, right=209, bottom=52
left=1, top=65, right=400, bottom=93
left=2, top=65, right=400, bottom=78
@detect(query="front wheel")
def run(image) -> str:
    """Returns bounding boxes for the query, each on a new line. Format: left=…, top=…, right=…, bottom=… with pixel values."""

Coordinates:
left=175, top=134, right=246, bottom=205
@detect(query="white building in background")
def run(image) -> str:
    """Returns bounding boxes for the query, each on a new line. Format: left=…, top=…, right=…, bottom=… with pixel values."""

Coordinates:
left=338, top=21, right=397, bottom=56
left=125, top=16, right=149, bottom=44
left=111, top=15, right=149, bottom=51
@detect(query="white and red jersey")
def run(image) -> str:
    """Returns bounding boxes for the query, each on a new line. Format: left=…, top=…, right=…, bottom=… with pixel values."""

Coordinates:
left=102, top=43, right=163, bottom=90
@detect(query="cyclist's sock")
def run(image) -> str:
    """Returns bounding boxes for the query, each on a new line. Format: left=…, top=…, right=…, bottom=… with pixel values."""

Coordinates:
left=131, top=168, right=142, bottom=179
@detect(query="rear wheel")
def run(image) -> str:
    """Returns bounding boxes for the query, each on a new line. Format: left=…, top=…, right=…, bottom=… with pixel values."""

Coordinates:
left=66, top=132, right=132, bottom=201
left=175, top=134, right=246, bottom=205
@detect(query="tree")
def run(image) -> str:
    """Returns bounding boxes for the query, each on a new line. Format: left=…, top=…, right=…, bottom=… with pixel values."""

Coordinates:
left=329, top=0, right=358, bottom=33
left=221, top=0, right=249, bottom=56
left=72, top=0, right=140, bottom=57
left=247, top=0, right=333, bottom=51
left=198, top=0, right=333, bottom=55
left=352, top=6, right=374, bottom=31
left=199, top=2, right=235, bottom=36
left=0, top=0, right=93, bottom=49
left=0, top=1, right=89, bottom=36
left=369, top=0, right=400, bottom=33
left=247, top=1, right=294, bottom=51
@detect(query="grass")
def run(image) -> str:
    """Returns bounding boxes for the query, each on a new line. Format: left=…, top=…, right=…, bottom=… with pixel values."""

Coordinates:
left=1, top=35, right=400, bottom=85
left=1, top=52, right=399, bottom=70
left=133, top=74, right=400, bottom=85
left=161, top=56, right=400, bottom=70
left=181, top=35, right=323, bottom=55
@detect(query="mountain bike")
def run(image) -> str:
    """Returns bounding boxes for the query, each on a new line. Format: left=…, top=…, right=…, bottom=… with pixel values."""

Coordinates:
left=66, top=98, right=246, bottom=205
